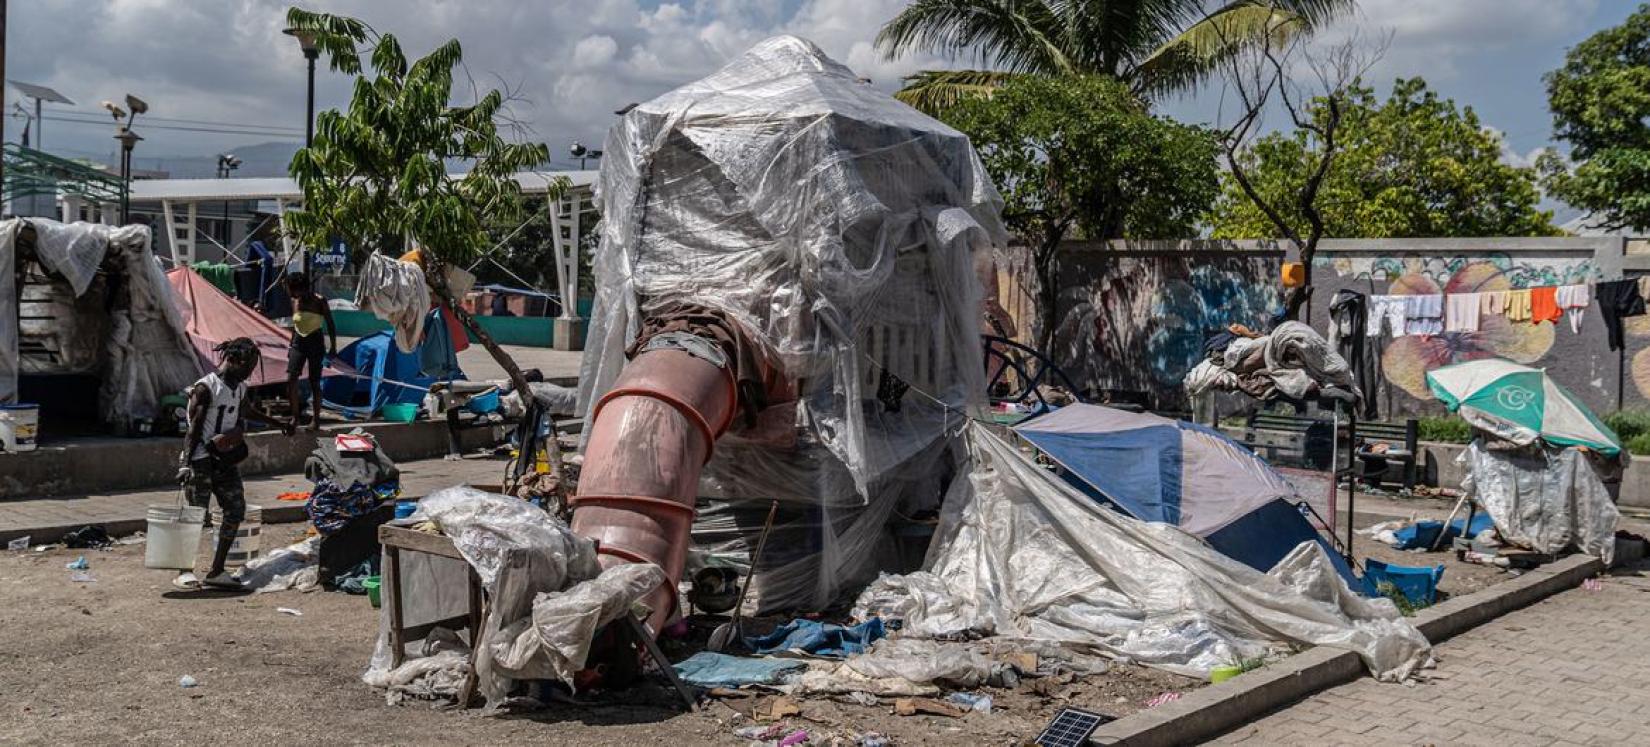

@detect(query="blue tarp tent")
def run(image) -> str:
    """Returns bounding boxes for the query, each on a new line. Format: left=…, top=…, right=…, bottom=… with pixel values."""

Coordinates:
left=321, top=331, right=454, bottom=418
left=1014, top=404, right=1360, bottom=588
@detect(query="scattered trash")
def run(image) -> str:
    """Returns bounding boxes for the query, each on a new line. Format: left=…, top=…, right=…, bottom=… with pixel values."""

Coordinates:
left=6, top=536, right=28, bottom=551
left=745, top=617, right=887, bottom=658
left=1144, top=691, right=1182, bottom=708
left=1583, top=577, right=1604, bottom=592
left=844, top=691, right=878, bottom=707
left=768, top=697, right=802, bottom=721
left=68, top=571, right=96, bottom=583
left=734, top=723, right=787, bottom=741
left=276, top=607, right=303, bottom=617
left=178, top=675, right=198, bottom=688
left=115, top=532, right=146, bottom=546
left=945, top=691, right=992, bottom=714
left=894, top=697, right=966, bottom=718
left=776, top=729, right=809, bottom=747
left=854, top=732, right=890, bottom=747
left=65, top=556, right=89, bottom=570
left=62, top=525, right=113, bottom=549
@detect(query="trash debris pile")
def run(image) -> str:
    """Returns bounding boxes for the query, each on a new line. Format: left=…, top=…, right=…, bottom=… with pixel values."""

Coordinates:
left=578, top=34, right=1006, bottom=613
left=1186, top=321, right=1360, bottom=403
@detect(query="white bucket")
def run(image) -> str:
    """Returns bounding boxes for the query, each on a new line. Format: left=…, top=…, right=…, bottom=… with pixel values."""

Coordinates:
left=0, top=403, right=40, bottom=453
left=144, top=504, right=206, bottom=570
left=211, top=504, right=263, bottom=567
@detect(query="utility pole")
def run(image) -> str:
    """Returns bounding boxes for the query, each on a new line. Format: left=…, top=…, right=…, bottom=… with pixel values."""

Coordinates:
left=1, top=0, right=9, bottom=213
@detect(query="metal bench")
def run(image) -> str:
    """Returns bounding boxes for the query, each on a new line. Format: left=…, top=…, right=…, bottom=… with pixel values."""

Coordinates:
left=1241, top=411, right=1418, bottom=488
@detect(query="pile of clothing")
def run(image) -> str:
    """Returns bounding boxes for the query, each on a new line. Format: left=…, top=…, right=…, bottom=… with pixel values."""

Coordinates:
left=304, top=432, right=401, bottom=534
left=1187, top=321, right=1360, bottom=403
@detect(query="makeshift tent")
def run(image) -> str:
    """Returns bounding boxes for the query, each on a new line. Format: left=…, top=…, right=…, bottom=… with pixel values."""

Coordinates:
left=1, top=218, right=200, bottom=422
left=1426, top=358, right=1622, bottom=456
left=166, top=266, right=349, bottom=388
left=1014, top=403, right=1358, bottom=587
left=322, top=330, right=454, bottom=417
left=851, top=424, right=1430, bottom=681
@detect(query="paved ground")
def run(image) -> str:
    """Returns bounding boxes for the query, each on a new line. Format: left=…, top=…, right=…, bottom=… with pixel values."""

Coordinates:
left=453, top=342, right=583, bottom=383
left=0, top=455, right=510, bottom=544
left=1211, top=563, right=1650, bottom=746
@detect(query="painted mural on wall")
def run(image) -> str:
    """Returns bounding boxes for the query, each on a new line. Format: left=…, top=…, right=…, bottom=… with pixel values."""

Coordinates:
left=1315, top=252, right=1605, bottom=414
left=1054, top=253, right=1281, bottom=406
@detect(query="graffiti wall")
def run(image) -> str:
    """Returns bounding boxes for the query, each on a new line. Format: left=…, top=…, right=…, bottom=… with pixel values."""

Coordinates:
left=1047, top=244, right=1283, bottom=409
left=1310, top=248, right=1636, bottom=418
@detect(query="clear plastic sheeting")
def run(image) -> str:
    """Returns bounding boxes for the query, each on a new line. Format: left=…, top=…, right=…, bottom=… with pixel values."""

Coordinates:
left=236, top=536, right=320, bottom=593
left=483, top=562, right=664, bottom=698
left=408, top=486, right=599, bottom=590
left=1460, top=440, right=1619, bottom=563
left=853, top=425, right=1431, bottom=682
left=0, top=218, right=200, bottom=419
left=580, top=35, right=1003, bottom=612
left=0, top=221, right=21, bottom=404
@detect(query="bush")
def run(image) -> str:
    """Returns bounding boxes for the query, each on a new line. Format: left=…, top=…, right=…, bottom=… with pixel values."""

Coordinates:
left=1627, top=434, right=1650, bottom=457
left=1417, top=416, right=1472, bottom=444
left=1605, top=410, right=1650, bottom=443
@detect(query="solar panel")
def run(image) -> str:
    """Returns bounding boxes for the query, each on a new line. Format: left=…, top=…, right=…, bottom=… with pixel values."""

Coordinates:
left=8, top=80, right=74, bottom=105
left=1034, top=707, right=1114, bottom=747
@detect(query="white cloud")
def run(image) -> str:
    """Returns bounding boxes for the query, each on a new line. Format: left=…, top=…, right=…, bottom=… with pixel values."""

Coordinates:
left=572, top=35, right=620, bottom=69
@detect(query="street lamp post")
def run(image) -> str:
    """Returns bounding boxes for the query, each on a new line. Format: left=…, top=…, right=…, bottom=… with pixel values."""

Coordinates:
left=114, top=127, right=142, bottom=224
left=217, top=153, right=241, bottom=243
left=284, top=27, right=320, bottom=274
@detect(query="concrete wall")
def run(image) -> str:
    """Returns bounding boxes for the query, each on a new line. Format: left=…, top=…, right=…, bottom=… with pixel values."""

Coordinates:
left=1307, top=237, right=1644, bottom=419
left=999, top=236, right=1650, bottom=418
left=0, top=420, right=501, bottom=500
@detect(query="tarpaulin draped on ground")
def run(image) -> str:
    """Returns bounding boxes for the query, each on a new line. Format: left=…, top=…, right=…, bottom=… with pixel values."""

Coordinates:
left=853, top=424, right=1432, bottom=682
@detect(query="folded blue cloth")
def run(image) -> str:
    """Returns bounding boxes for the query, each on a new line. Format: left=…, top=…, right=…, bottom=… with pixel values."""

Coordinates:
left=744, top=618, right=886, bottom=658
left=673, top=652, right=807, bottom=689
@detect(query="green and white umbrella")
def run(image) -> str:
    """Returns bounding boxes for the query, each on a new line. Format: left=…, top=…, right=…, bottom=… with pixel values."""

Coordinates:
left=1425, top=358, right=1621, bottom=456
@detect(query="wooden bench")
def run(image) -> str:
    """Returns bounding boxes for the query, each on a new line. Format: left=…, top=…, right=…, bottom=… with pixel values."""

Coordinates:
left=1240, top=412, right=1418, bottom=488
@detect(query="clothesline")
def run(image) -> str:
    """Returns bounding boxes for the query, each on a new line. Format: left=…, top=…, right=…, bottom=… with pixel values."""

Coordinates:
left=1366, top=277, right=1650, bottom=349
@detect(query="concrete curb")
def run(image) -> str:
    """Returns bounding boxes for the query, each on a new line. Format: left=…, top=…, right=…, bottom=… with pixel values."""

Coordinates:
left=6, top=503, right=310, bottom=546
left=1088, top=553, right=1604, bottom=746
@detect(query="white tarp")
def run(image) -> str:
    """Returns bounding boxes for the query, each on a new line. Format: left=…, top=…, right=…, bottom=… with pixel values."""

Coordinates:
left=356, top=253, right=429, bottom=354
left=853, top=425, right=1431, bottom=682
left=0, top=219, right=200, bottom=419
left=1460, top=440, right=1619, bottom=563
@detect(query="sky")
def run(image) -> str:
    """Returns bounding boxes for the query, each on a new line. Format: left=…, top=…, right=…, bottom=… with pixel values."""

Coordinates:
left=3, top=0, right=1641, bottom=183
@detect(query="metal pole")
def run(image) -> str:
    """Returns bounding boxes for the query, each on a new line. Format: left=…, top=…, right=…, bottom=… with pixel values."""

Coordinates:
left=33, top=97, right=40, bottom=152
left=1, top=0, right=8, bottom=214
left=120, top=146, right=130, bottom=224
left=302, top=50, right=316, bottom=277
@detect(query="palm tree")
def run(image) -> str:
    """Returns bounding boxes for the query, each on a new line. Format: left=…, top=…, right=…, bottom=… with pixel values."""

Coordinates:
left=878, top=0, right=1354, bottom=112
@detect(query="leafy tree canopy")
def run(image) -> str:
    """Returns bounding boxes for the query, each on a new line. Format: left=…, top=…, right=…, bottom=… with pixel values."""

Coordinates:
left=1540, top=4, right=1650, bottom=232
left=1211, top=78, right=1558, bottom=239
left=878, top=0, right=1354, bottom=111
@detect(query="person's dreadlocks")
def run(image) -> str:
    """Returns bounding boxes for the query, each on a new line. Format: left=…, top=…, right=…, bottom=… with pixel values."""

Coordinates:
left=214, top=337, right=261, bottom=368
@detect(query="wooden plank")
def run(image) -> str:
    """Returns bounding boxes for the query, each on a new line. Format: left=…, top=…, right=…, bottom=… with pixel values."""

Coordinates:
left=378, top=525, right=466, bottom=560
left=387, top=545, right=406, bottom=668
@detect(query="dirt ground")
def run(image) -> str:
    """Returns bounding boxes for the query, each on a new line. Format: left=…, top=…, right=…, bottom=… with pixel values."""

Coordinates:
left=0, top=525, right=1198, bottom=746
left=1353, top=533, right=1511, bottom=601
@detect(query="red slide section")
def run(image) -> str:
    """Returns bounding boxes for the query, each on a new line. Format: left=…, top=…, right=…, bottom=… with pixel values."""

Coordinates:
left=570, top=346, right=738, bottom=632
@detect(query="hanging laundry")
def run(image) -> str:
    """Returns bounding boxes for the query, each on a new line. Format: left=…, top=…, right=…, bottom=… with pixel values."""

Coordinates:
left=1504, top=288, right=1533, bottom=322
left=1639, top=276, right=1650, bottom=302
left=1444, top=293, right=1482, bottom=333
left=356, top=253, right=430, bottom=354
left=1597, top=279, right=1647, bottom=352
left=1530, top=286, right=1562, bottom=325
left=1404, top=294, right=1444, bottom=336
left=1367, top=295, right=1409, bottom=337
left=1480, top=290, right=1508, bottom=317
left=1555, top=284, right=1591, bottom=334
left=1328, top=290, right=1377, bottom=418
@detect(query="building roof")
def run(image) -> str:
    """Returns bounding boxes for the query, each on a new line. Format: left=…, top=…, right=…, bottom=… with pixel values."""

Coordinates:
left=128, top=170, right=598, bottom=203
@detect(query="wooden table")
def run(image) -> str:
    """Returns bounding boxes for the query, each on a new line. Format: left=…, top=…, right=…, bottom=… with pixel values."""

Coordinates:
left=378, top=524, right=486, bottom=705
left=376, top=524, right=697, bottom=710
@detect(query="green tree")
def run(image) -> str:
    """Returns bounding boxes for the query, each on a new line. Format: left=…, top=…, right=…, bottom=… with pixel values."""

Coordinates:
left=942, top=74, right=1219, bottom=349
left=280, top=8, right=567, bottom=397
left=1212, top=78, right=1557, bottom=240
left=1540, top=5, right=1650, bottom=232
left=877, top=0, right=1353, bottom=111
